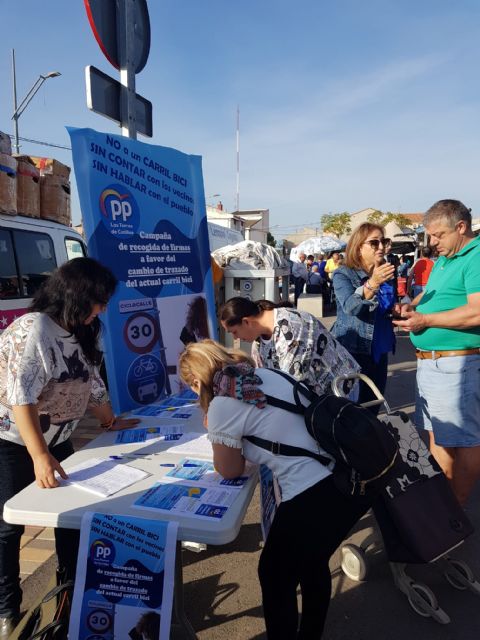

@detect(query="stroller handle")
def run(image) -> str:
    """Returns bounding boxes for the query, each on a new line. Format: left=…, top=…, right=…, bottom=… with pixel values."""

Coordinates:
left=332, top=373, right=392, bottom=414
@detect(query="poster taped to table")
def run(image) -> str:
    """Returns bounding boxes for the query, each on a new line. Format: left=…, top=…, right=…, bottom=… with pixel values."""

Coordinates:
left=259, top=465, right=280, bottom=541
left=133, top=481, right=240, bottom=520
left=115, top=425, right=184, bottom=444
left=69, top=512, right=177, bottom=640
left=164, top=458, right=251, bottom=488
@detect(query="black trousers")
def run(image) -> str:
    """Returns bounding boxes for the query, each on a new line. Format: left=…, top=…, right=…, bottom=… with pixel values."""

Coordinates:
left=0, top=438, right=80, bottom=617
left=294, top=277, right=305, bottom=305
left=352, top=352, right=389, bottom=415
left=258, top=476, right=368, bottom=639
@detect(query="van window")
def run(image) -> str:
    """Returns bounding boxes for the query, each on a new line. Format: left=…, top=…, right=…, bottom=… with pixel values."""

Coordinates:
left=65, top=238, right=86, bottom=260
left=0, top=229, right=21, bottom=298
left=15, top=231, right=57, bottom=297
left=7, top=229, right=57, bottom=298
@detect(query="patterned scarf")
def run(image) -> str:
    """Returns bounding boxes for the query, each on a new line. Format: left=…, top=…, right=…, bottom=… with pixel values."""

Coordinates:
left=212, top=362, right=266, bottom=409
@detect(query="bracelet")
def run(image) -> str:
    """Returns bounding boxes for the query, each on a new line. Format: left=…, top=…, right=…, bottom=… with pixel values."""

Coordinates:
left=100, top=416, right=116, bottom=431
left=364, top=280, right=379, bottom=293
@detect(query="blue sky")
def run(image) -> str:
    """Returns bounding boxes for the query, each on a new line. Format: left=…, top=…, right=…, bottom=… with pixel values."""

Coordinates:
left=1, top=0, right=480, bottom=238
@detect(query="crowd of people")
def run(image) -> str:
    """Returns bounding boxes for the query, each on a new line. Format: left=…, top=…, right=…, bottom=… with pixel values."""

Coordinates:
left=0, top=199, right=478, bottom=639
left=292, top=239, right=437, bottom=311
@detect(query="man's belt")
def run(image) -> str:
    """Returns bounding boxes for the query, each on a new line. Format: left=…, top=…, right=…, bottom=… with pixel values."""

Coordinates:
left=416, top=348, right=480, bottom=360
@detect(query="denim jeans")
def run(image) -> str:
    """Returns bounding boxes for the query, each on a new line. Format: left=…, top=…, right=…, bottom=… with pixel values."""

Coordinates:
left=0, top=438, right=80, bottom=617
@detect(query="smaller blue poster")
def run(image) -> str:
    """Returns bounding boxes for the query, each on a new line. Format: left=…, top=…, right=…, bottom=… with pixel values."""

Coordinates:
left=69, top=512, right=177, bottom=640
left=259, top=465, right=280, bottom=541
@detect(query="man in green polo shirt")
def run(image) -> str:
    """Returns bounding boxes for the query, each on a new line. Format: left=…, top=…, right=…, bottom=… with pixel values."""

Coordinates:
left=394, top=199, right=480, bottom=505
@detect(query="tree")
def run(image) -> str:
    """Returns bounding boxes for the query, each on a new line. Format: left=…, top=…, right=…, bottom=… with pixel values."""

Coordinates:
left=266, top=231, right=276, bottom=247
left=321, top=212, right=351, bottom=238
left=367, top=210, right=411, bottom=228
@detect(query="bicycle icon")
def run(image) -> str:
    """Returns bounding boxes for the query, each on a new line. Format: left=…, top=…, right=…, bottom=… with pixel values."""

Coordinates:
left=133, top=356, right=159, bottom=377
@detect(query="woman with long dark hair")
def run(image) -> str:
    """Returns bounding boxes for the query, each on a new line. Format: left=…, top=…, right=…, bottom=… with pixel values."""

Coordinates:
left=0, top=257, right=138, bottom=636
left=220, top=297, right=359, bottom=395
left=179, top=295, right=210, bottom=345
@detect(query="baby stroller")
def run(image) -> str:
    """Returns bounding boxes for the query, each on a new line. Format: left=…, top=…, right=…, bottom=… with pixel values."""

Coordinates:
left=332, top=373, right=480, bottom=624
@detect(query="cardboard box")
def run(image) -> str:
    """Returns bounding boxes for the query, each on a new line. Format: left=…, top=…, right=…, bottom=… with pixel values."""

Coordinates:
left=0, top=153, right=17, bottom=215
left=40, top=175, right=71, bottom=223
left=0, top=131, right=12, bottom=155
left=16, top=156, right=40, bottom=217
left=31, top=156, right=71, bottom=179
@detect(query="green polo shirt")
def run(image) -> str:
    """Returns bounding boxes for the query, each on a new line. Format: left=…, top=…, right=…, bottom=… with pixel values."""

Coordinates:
left=411, top=235, right=480, bottom=350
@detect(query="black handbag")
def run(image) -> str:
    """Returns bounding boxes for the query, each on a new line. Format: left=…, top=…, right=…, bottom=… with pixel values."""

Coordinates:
left=377, top=473, right=474, bottom=563
left=11, top=578, right=73, bottom=640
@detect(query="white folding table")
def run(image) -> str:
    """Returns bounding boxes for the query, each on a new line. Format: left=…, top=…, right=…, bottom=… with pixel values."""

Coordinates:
left=4, top=408, right=258, bottom=639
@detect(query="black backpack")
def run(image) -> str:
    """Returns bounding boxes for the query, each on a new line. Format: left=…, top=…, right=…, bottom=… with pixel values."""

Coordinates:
left=244, top=370, right=399, bottom=499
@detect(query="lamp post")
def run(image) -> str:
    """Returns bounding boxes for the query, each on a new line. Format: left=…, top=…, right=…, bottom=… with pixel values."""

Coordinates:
left=11, top=49, right=61, bottom=154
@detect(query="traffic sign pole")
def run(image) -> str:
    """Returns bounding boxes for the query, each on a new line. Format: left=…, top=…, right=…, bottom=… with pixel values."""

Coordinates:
left=118, top=0, right=137, bottom=139
left=84, top=0, right=151, bottom=139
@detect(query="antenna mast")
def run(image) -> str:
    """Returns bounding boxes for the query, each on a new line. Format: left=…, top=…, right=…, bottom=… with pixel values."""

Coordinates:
left=235, top=105, right=240, bottom=211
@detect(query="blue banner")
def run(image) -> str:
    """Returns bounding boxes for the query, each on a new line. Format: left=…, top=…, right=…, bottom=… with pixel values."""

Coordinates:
left=69, top=512, right=178, bottom=640
left=68, top=128, right=216, bottom=412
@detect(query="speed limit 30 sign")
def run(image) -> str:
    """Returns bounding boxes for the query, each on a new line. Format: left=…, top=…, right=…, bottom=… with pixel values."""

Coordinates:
left=123, top=312, right=160, bottom=353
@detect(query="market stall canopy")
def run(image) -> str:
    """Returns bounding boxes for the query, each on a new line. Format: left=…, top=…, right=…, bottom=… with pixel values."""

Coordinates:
left=290, top=236, right=346, bottom=261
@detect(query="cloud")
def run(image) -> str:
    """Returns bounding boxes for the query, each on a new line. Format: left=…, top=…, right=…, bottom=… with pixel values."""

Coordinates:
left=242, top=52, right=448, bottom=148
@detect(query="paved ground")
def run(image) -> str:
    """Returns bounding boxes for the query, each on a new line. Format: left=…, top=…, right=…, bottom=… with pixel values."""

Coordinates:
left=20, top=323, right=480, bottom=639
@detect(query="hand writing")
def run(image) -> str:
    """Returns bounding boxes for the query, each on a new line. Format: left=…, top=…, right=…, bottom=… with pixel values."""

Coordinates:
left=33, top=452, right=67, bottom=489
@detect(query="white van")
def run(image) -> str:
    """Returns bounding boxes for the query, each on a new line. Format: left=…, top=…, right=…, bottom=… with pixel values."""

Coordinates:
left=0, top=214, right=86, bottom=332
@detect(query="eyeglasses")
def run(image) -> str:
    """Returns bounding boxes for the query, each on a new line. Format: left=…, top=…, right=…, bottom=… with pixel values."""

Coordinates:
left=363, top=238, right=390, bottom=249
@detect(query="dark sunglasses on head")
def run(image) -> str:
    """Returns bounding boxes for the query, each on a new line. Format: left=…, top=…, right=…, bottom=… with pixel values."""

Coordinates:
left=363, top=238, right=390, bottom=249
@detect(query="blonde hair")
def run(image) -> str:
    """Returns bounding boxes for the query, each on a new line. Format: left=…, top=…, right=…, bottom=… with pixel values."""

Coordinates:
left=345, top=222, right=385, bottom=270
left=178, top=339, right=254, bottom=412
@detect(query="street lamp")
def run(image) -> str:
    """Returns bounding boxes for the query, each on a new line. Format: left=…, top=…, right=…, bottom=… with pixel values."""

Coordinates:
left=11, top=49, right=61, bottom=154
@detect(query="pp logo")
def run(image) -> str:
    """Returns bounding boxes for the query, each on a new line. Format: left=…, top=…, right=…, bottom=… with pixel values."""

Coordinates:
left=90, top=538, right=116, bottom=565
left=99, top=184, right=139, bottom=237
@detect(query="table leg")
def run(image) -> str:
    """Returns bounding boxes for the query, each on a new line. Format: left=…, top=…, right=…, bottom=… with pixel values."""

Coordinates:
left=172, top=541, right=198, bottom=639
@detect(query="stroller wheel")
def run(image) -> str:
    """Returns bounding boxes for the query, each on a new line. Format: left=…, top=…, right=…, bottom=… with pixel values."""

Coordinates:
left=341, top=544, right=368, bottom=581
left=407, top=583, right=438, bottom=618
left=444, top=559, right=473, bottom=591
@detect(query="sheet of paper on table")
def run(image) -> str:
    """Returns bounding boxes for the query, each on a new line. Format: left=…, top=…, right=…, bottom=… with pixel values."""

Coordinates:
left=133, top=481, right=240, bottom=520
left=163, top=432, right=213, bottom=457
left=61, top=457, right=150, bottom=497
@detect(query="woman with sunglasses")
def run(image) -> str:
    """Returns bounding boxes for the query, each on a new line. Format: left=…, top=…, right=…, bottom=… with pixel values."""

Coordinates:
left=331, top=223, right=396, bottom=409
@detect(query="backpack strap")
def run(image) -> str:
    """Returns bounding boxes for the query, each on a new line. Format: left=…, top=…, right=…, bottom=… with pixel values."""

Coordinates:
left=244, top=434, right=333, bottom=467
left=264, top=393, right=304, bottom=414
left=261, top=368, right=317, bottom=413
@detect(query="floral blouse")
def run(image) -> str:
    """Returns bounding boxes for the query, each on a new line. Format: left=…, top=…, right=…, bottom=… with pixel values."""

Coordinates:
left=0, top=313, right=108, bottom=446
left=251, top=307, right=360, bottom=396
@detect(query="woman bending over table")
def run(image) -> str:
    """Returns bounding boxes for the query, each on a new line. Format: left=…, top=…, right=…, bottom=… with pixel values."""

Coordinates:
left=179, top=339, right=368, bottom=639
left=220, top=297, right=359, bottom=396
left=0, top=257, right=138, bottom=636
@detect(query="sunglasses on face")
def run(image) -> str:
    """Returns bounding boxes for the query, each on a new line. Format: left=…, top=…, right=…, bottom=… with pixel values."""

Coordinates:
left=363, top=238, right=390, bottom=249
